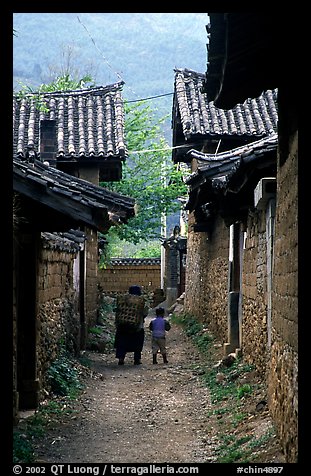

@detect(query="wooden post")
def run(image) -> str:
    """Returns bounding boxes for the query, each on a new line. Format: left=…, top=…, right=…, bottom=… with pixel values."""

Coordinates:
left=224, top=222, right=242, bottom=355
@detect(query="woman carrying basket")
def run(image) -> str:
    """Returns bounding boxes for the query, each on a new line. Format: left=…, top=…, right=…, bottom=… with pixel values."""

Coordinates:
left=114, top=285, right=149, bottom=365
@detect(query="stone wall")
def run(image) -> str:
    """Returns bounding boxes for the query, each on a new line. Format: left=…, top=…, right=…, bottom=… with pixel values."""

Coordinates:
left=241, top=210, right=269, bottom=376
left=36, top=238, right=80, bottom=399
left=98, top=258, right=161, bottom=294
left=164, top=241, right=179, bottom=306
left=268, top=132, right=298, bottom=462
left=184, top=214, right=229, bottom=342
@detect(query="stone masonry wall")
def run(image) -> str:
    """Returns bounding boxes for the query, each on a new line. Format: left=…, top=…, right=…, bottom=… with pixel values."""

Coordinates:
left=268, top=132, right=298, bottom=462
left=241, top=210, right=269, bottom=376
left=37, top=244, right=79, bottom=399
left=184, top=214, right=229, bottom=342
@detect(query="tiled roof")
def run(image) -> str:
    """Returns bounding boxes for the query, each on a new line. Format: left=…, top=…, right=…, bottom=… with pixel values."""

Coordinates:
left=108, top=258, right=161, bottom=266
left=186, top=134, right=278, bottom=193
left=173, top=68, right=278, bottom=140
left=41, top=230, right=86, bottom=253
left=13, top=158, right=135, bottom=232
left=185, top=134, right=278, bottom=226
left=13, top=82, right=127, bottom=160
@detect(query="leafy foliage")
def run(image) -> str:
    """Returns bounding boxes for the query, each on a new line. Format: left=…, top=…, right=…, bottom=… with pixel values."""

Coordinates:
left=47, top=349, right=84, bottom=397
left=236, top=384, right=252, bottom=399
left=13, top=430, right=35, bottom=463
left=99, top=236, right=161, bottom=264
left=100, top=101, right=188, bottom=251
left=133, top=241, right=161, bottom=258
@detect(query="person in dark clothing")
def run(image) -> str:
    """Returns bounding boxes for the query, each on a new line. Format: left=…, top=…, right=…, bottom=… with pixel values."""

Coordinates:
left=114, top=285, right=149, bottom=365
left=149, top=307, right=171, bottom=364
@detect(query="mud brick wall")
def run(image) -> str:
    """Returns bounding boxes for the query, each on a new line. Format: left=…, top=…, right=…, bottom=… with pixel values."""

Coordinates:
left=268, top=132, right=298, bottom=463
left=241, top=210, right=268, bottom=375
left=37, top=242, right=79, bottom=397
left=84, top=227, right=99, bottom=329
left=98, top=259, right=161, bottom=294
left=184, top=214, right=229, bottom=342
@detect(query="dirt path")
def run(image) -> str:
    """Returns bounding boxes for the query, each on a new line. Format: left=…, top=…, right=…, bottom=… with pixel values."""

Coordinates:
left=34, top=315, right=213, bottom=463
left=32, top=309, right=286, bottom=464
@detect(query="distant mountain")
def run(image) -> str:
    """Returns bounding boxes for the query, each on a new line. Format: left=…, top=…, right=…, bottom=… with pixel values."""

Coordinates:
left=13, top=13, right=208, bottom=124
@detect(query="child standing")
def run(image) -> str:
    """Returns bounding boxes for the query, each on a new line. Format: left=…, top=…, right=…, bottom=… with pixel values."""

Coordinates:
left=149, top=307, right=171, bottom=364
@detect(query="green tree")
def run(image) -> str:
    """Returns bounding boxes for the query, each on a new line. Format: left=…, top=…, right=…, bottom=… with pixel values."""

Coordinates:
left=100, top=101, right=188, bottom=255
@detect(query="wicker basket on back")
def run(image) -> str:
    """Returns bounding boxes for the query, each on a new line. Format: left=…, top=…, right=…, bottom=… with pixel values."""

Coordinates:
left=115, top=294, right=145, bottom=331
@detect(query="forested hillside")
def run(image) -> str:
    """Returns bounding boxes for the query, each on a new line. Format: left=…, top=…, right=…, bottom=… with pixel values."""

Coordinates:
left=13, top=13, right=208, bottom=106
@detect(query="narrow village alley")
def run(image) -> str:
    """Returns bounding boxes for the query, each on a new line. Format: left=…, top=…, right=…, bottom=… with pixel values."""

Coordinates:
left=29, top=308, right=286, bottom=465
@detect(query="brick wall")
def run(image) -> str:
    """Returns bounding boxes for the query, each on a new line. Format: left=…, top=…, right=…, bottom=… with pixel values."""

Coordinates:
left=184, top=214, right=229, bottom=342
left=98, top=258, right=161, bottom=294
